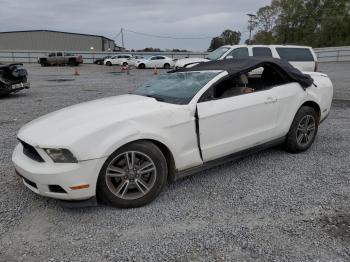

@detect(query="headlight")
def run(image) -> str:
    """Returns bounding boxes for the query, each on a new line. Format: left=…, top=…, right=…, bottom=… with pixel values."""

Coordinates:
left=44, top=148, right=78, bottom=163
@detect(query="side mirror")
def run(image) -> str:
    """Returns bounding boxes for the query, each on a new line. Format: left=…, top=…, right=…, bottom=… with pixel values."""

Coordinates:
left=225, top=55, right=233, bottom=60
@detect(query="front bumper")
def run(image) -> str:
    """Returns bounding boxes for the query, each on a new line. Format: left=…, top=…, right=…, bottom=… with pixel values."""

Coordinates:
left=12, top=143, right=107, bottom=200
left=0, top=82, right=30, bottom=94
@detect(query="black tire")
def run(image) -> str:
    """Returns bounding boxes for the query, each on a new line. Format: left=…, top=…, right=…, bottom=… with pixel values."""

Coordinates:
left=138, top=63, right=146, bottom=69
left=106, top=61, right=112, bottom=66
left=285, top=106, right=319, bottom=153
left=40, top=59, right=48, bottom=67
left=164, top=63, right=170, bottom=69
left=68, top=59, right=77, bottom=66
left=97, top=141, right=168, bottom=208
left=122, top=62, right=128, bottom=66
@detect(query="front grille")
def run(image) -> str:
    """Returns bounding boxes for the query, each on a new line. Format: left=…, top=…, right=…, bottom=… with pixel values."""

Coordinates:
left=19, top=139, right=45, bottom=162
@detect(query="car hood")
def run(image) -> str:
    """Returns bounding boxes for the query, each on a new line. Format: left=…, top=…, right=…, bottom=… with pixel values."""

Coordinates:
left=17, top=94, right=172, bottom=148
left=175, top=58, right=209, bottom=67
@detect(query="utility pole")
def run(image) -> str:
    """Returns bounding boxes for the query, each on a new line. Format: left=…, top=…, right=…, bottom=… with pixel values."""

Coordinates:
left=247, top=14, right=256, bottom=45
left=121, top=28, right=125, bottom=49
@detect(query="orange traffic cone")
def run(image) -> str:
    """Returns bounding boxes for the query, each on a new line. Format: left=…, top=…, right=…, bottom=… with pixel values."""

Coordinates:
left=121, top=64, right=129, bottom=74
left=153, top=66, right=158, bottom=75
left=74, top=68, right=80, bottom=76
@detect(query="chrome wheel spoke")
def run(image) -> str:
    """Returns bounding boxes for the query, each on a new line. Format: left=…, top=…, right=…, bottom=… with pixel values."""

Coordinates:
left=297, top=133, right=304, bottom=144
left=125, top=152, right=135, bottom=170
left=115, top=180, right=129, bottom=197
left=307, top=124, right=315, bottom=131
left=297, top=126, right=304, bottom=132
left=106, top=166, right=125, bottom=178
left=305, top=134, right=310, bottom=143
left=138, top=162, right=155, bottom=175
left=304, top=115, right=311, bottom=128
left=135, top=178, right=149, bottom=193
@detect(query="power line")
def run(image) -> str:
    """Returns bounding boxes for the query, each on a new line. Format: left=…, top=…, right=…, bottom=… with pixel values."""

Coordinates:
left=111, top=30, right=122, bottom=40
left=124, top=28, right=215, bottom=40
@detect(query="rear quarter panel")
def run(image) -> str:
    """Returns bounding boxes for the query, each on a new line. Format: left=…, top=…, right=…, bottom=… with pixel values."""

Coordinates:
left=305, top=72, right=333, bottom=120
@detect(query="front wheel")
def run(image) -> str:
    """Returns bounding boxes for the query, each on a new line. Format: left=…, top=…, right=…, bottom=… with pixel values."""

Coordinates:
left=97, top=141, right=168, bottom=208
left=285, top=106, right=319, bottom=153
left=138, top=63, right=146, bottom=69
left=164, top=63, right=170, bottom=69
left=106, top=61, right=112, bottom=66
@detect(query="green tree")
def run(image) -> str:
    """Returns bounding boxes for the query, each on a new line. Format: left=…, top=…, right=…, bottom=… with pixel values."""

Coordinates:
left=253, top=31, right=275, bottom=44
left=208, top=36, right=224, bottom=51
left=254, top=0, right=350, bottom=47
left=208, top=30, right=241, bottom=51
left=253, top=4, right=279, bottom=44
left=220, top=30, right=241, bottom=45
left=256, top=5, right=277, bottom=32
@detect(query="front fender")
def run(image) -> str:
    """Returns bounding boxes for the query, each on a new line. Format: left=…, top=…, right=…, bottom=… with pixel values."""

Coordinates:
left=71, top=120, right=181, bottom=167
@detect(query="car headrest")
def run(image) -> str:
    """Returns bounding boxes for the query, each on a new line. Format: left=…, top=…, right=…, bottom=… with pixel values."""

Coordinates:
left=239, top=74, right=248, bottom=85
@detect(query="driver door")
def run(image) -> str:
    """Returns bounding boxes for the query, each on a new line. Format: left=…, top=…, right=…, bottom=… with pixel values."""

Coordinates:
left=197, top=88, right=279, bottom=162
left=148, top=56, right=159, bottom=68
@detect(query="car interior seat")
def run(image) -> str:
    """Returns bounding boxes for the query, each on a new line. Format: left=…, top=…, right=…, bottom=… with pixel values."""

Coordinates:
left=260, top=66, right=285, bottom=88
left=219, top=74, right=248, bottom=98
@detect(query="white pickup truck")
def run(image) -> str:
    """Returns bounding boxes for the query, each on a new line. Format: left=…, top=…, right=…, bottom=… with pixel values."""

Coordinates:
left=175, top=45, right=318, bottom=72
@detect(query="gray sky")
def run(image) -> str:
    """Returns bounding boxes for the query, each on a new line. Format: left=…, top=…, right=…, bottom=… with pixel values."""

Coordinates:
left=1, top=0, right=271, bottom=51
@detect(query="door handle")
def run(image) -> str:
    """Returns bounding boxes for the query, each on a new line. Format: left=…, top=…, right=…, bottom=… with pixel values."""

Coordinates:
left=265, top=97, right=278, bottom=104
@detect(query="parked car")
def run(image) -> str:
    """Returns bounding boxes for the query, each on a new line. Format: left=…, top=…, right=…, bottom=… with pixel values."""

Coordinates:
left=128, top=55, right=145, bottom=67
left=0, top=63, right=30, bottom=95
left=175, top=45, right=318, bottom=72
left=104, top=54, right=133, bottom=66
left=38, top=52, right=83, bottom=66
left=135, top=55, right=175, bottom=69
left=94, top=56, right=111, bottom=65
left=12, top=58, right=333, bottom=208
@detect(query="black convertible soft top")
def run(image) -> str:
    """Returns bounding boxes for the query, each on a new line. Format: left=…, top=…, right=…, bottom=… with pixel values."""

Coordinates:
left=171, top=57, right=314, bottom=88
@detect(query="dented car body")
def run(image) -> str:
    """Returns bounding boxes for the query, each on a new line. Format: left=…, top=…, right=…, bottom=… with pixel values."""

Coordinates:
left=0, top=63, right=30, bottom=95
left=12, top=58, right=333, bottom=207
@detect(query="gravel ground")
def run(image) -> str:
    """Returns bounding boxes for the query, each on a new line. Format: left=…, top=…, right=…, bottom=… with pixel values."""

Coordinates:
left=0, top=63, right=349, bottom=261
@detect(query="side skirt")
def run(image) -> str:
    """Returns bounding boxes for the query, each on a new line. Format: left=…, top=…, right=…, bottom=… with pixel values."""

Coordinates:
left=174, top=136, right=286, bottom=180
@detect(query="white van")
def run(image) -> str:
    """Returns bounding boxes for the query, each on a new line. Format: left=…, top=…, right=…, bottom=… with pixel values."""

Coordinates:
left=175, top=45, right=318, bottom=72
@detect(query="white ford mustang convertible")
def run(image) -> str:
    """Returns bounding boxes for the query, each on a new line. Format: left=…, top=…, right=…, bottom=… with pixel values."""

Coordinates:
left=13, top=58, right=333, bottom=208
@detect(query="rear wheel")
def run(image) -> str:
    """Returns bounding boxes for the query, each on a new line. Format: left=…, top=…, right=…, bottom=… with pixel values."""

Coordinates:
left=164, top=63, right=170, bottom=69
left=122, top=62, right=128, bottom=66
left=97, top=141, right=168, bottom=208
left=40, top=59, right=48, bottom=67
left=68, top=59, right=78, bottom=66
left=285, top=106, right=319, bottom=153
left=106, top=61, right=112, bottom=66
left=138, top=63, right=146, bottom=69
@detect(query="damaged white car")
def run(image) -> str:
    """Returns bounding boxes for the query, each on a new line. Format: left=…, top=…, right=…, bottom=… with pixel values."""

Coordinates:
left=13, top=58, right=333, bottom=208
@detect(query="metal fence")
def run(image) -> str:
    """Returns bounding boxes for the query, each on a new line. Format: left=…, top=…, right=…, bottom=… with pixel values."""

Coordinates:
left=0, top=46, right=349, bottom=64
left=0, top=50, right=208, bottom=64
left=314, top=46, right=350, bottom=62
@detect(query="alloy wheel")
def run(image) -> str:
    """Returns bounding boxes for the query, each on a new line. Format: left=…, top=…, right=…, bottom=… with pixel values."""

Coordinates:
left=296, top=115, right=316, bottom=146
left=105, top=151, right=157, bottom=200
